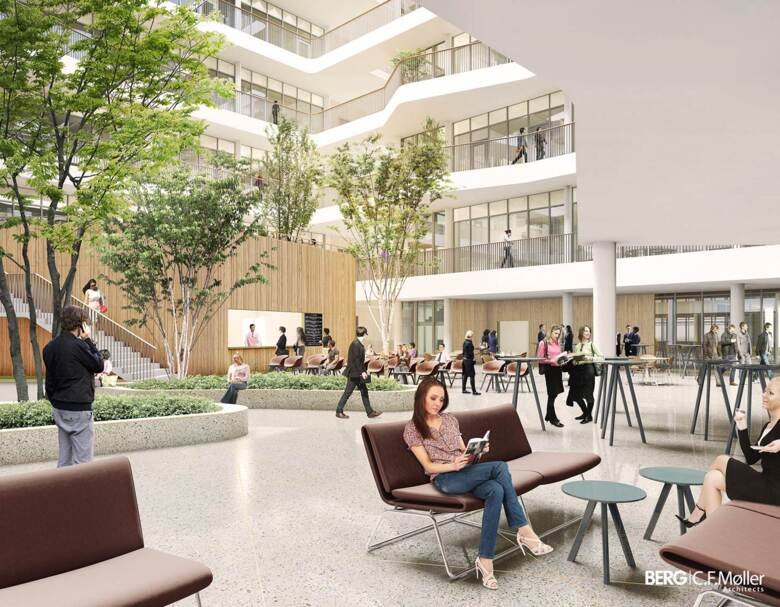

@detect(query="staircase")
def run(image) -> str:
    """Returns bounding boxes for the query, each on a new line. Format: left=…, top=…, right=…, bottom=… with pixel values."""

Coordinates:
left=2, top=274, right=168, bottom=381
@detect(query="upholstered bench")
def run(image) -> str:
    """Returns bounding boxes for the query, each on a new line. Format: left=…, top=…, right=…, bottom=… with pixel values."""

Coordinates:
left=362, top=404, right=601, bottom=578
left=660, top=500, right=780, bottom=607
left=0, top=457, right=212, bottom=607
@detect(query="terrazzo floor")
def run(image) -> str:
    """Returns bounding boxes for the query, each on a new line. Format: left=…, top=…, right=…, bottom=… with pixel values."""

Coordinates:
left=0, top=374, right=770, bottom=607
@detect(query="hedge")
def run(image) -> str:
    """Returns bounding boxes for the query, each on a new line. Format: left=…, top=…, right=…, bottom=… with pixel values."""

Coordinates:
left=129, top=373, right=404, bottom=391
left=0, top=395, right=220, bottom=430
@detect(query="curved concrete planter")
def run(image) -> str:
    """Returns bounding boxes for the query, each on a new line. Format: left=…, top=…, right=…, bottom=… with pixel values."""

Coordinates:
left=101, top=386, right=416, bottom=412
left=0, top=403, right=248, bottom=466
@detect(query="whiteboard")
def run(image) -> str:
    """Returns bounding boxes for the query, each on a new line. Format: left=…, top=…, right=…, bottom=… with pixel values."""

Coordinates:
left=227, top=309, right=304, bottom=348
left=498, top=321, right=529, bottom=355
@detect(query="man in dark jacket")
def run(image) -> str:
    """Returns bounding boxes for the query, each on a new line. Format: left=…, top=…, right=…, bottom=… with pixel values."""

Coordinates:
left=622, top=325, right=633, bottom=357
left=757, top=322, right=773, bottom=377
left=335, top=326, right=381, bottom=419
left=721, top=324, right=739, bottom=385
left=43, top=305, right=104, bottom=467
left=536, top=324, right=546, bottom=344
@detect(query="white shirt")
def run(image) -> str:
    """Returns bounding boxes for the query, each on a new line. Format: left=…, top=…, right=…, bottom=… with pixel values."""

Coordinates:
left=435, top=351, right=450, bottom=363
left=85, top=288, right=103, bottom=309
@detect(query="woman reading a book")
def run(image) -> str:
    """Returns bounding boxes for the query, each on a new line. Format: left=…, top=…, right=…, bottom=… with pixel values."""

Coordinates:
left=403, top=379, right=552, bottom=590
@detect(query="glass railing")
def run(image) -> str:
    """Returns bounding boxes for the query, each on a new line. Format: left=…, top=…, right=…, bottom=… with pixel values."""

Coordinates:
left=356, top=235, right=743, bottom=280
left=211, top=41, right=510, bottom=133
left=193, top=0, right=418, bottom=58
left=446, top=123, right=575, bottom=172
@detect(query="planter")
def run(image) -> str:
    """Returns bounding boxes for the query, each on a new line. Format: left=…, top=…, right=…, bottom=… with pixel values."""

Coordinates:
left=0, top=403, right=248, bottom=466
left=101, top=386, right=416, bottom=412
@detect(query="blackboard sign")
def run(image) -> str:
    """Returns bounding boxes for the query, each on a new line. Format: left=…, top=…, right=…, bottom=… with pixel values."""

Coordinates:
left=304, top=313, right=323, bottom=346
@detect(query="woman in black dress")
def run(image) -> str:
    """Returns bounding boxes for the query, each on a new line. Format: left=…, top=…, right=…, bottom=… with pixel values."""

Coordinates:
left=461, top=330, right=480, bottom=395
left=678, top=377, right=780, bottom=527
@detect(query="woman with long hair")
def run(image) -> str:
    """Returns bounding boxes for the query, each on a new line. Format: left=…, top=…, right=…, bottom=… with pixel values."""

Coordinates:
left=537, top=325, right=568, bottom=428
left=567, top=325, right=603, bottom=424
left=82, top=278, right=104, bottom=320
left=403, top=379, right=552, bottom=589
left=295, top=327, right=306, bottom=356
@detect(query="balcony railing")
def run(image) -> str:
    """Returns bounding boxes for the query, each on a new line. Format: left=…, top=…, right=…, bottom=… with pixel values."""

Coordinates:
left=446, top=123, right=575, bottom=172
left=211, top=41, right=510, bottom=133
left=193, top=0, right=418, bottom=58
left=356, top=235, right=744, bottom=280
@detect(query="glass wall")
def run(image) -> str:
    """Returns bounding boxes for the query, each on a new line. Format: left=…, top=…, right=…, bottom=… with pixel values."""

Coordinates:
left=240, top=1, right=324, bottom=41
left=452, top=189, right=570, bottom=246
left=240, top=66, right=324, bottom=113
left=400, top=300, right=444, bottom=354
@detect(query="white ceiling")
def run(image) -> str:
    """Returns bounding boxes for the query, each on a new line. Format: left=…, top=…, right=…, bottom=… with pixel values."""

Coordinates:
left=276, top=0, right=378, bottom=31
left=421, top=0, right=780, bottom=245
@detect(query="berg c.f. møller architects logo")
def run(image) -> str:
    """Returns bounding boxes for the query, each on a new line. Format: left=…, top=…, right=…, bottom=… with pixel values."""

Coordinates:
left=645, top=570, right=765, bottom=593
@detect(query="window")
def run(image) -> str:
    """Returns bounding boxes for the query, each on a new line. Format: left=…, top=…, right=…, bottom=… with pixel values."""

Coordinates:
left=237, top=68, right=324, bottom=116
left=400, top=300, right=446, bottom=353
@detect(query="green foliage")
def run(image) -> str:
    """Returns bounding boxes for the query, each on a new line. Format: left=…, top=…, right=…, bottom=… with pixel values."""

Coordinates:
left=100, top=160, right=270, bottom=378
left=0, top=395, right=219, bottom=430
left=130, top=374, right=403, bottom=391
left=391, top=48, right=429, bottom=84
left=258, top=115, right=323, bottom=241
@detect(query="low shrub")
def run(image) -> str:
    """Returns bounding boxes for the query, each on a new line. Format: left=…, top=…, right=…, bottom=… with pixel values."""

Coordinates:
left=130, top=373, right=404, bottom=391
left=0, top=395, right=220, bottom=430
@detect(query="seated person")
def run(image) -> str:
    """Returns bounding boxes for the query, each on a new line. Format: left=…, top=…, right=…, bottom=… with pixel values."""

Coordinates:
left=678, top=377, right=780, bottom=528
left=434, top=343, right=450, bottom=364
left=322, top=342, right=340, bottom=373
left=403, top=379, right=552, bottom=590
left=97, top=349, right=116, bottom=386
left=220, top=353, right=250, bottom=404
left=396, top=344, right=411, bottom=373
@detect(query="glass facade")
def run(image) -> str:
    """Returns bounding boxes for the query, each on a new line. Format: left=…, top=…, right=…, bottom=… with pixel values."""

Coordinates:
left=400, top=300, right=444, bottom=354
left=240, top=1, right=324, bottom=40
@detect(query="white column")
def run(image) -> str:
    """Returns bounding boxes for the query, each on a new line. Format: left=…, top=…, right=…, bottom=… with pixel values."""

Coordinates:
left=730, top=283, right=745, bottom=326
left=563, top=94, right=575, bottom=124
left=391, top=300, right=403, bottom=351
left=592, top=242, right=616, bottom=356
left=442, top=298, right=453, bottom=352
left=562, top=292, right=574, bottom=330
left=443, top=208, right=455, bottom=249
left=564, top=186, right=574, bottom=262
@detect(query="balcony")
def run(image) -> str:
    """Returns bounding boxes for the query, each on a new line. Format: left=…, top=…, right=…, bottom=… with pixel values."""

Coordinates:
left=210, top=41, right=510, bottom=134
left=188, top=0, right=418, bottom=58
left=447, top=123, right=574, bottom=172
left=357, top=235, right=742, bottom=280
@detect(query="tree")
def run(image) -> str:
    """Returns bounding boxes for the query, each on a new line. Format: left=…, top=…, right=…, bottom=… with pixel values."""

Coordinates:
left=258, top=115, right=322, bottom=242
left=0, top=0, right=227, bottom=400
left=329, top=119, right=449, bottom=353
left=100, top=160, right=269, bottom=378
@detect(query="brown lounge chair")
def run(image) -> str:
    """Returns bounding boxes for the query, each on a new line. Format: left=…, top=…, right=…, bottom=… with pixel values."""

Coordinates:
left=268, top=354, right=288, bottom=372
left=362, top=404, right=601, bottom=579
left=0, top=457, right=212, bottom=607
left=659, top=501, right=780, bottom=607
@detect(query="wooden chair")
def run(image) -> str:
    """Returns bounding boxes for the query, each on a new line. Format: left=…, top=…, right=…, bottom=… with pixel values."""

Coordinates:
left=414, top=361, right=441, bottom=384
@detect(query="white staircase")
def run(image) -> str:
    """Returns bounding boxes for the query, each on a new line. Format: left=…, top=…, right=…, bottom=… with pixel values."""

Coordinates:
left=2, top=279, right=168, bottom=382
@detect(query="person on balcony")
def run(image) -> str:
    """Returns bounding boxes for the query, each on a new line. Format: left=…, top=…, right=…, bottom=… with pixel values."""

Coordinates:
left=500, top=228, right=514, bottom=268
left=271, top=99, right=279, bottom=124
left=511, top=127, right=528, bottom=164
left=534, top=126, right=547, bottom=160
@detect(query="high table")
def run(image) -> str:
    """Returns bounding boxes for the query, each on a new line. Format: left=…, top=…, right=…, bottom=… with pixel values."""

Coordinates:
left=668, top=343, right=701, bottom=378
left=496, top=355, right=546, bottom=431
left=724, top=363, right=780, bottom=454
left=595, top=358, right=647, bottom=446
left=690, top=359, right=734, bottom=441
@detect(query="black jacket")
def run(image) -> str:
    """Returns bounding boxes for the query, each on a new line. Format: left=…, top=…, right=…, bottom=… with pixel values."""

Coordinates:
left=564, top=333, right=574, bottom=352
left=462, top=338, right=475, bottom=361
left=721, top=331, right=737, bottom=357
left=43, top=332, right=104, bottom=411
left=275, top=334, right=287, bottom=355
left=345, top=338, right=366, bottom=378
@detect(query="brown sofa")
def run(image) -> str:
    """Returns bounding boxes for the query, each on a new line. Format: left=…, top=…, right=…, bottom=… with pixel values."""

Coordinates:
left=0, top=457, right=212, bottom=607
left=660, top=501, right=780, bottom=607
left=362, top=404, right=601, bottom=578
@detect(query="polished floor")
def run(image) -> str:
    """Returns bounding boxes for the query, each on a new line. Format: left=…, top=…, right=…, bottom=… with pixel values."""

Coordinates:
left=0, top=374, right=768, bottom=607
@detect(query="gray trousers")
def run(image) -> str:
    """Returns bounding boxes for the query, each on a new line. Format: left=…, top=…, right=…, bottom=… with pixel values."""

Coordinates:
left=52, top=408, right=94, bottom=468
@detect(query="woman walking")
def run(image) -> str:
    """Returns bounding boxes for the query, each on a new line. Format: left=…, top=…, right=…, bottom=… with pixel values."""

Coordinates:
left=82, top=278, right=105, bottom=321
left=295, top=327, right=306, bottom=356
left=462, top=330, right=480, bottom=395
left=567, top=325, right=603, bottom=424
left=537, top=325, right=568, bottom=427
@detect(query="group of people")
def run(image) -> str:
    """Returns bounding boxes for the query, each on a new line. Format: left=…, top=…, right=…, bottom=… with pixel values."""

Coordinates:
left=703, top=322, right=774, bottom=385
left=273, top=326, right=307, bottom=356
left=617, top=325, right=642, bottom=356
left=510, top=126, right=548, bottom=165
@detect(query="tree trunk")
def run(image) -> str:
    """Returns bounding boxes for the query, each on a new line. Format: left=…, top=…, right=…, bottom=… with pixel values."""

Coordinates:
left=0, top=261, right=29, bottom=401
left=19, top=222, right=45, bottom=399
left=46, top=240, right=63, bottom=337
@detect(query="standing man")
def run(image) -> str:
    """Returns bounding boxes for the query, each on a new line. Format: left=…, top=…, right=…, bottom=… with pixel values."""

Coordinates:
left=43, top=305, right=104, bottom=467
left=622, top=325, right=633, bottom=357
left=537, top=324, right=546, bottom=344
left=737, top=322, right=752, bottom=366
left=511, top=127, right=528, bottom=164
left=275, top=326, right=287, bottom=355
left=271, top=99, right=280, bottom=124
left=703, top=324, right=722, bottom=386
left=534, top=126, right=546, bottom=160
left=488, top=330, right=498, bottom=354
left=336, top=326, right=382, bottom=419
left=757, top=322, right=773, bottom=377
left=321, top=327, right=333, bottom=348
left=500, top=228, right=514, bottom=268
left=721, top=324, right=739, bottom=386
left=245, top=323, right=260, bottom=347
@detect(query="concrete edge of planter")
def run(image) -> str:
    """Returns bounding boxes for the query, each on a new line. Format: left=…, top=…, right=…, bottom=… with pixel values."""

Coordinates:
left=99, top=385, right=416, bottom=412
left=0, top=403, right=248, bottom=466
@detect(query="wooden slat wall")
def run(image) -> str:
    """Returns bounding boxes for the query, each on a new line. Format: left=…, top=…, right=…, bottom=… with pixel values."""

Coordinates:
left=0, top=318, right=50, bottom=376
left=0, top=229, right=356, bottom=376
left=450, top=299, right=489, bottom=350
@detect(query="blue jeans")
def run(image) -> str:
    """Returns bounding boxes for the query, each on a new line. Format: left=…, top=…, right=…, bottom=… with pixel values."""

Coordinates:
left=434, top=461, right=528, bottom=558
left=760, top=354, right=773, bottom=378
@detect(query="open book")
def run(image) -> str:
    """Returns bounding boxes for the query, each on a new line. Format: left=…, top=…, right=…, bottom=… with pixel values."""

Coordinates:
left=464, top=430, right=490, bottom=464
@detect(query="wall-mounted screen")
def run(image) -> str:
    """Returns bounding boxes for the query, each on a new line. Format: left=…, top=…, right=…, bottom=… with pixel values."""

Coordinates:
left=227, top=309, right=304, bottom=348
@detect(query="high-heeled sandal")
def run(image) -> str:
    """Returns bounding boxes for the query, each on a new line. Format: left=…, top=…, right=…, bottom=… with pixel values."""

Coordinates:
left=675, top=504, right=707, bottom=529
left=518, top=533, right=554, bottom=556
left=474, top=557, right=497, bottom=590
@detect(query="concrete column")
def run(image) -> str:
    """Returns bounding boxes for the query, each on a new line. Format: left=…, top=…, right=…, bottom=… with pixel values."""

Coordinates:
left=562, top=292, right=574, bottom=331
left=730, top=283, right=745, bottom=326
left=391, top=300, right=403, bottom=351
left=564, top=186, right=574, bottom=262
left=563, top=94, right=575, bottom=124
left=442, top=298, right=453, bottom=352
left=592, top=242, right=617, bottom=356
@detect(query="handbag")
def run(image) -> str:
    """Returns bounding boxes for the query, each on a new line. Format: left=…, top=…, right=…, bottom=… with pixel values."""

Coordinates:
left=99, top=304, right=108, bottom=314
left=538, top=342, right=549, bottom=375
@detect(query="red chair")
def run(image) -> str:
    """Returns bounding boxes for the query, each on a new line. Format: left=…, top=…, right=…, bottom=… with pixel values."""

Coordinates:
left=268, top=355, right=288, bottom=372
left=283, top=355, right=303, bottom=373
left=306, top=354, right=327, bottom=374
